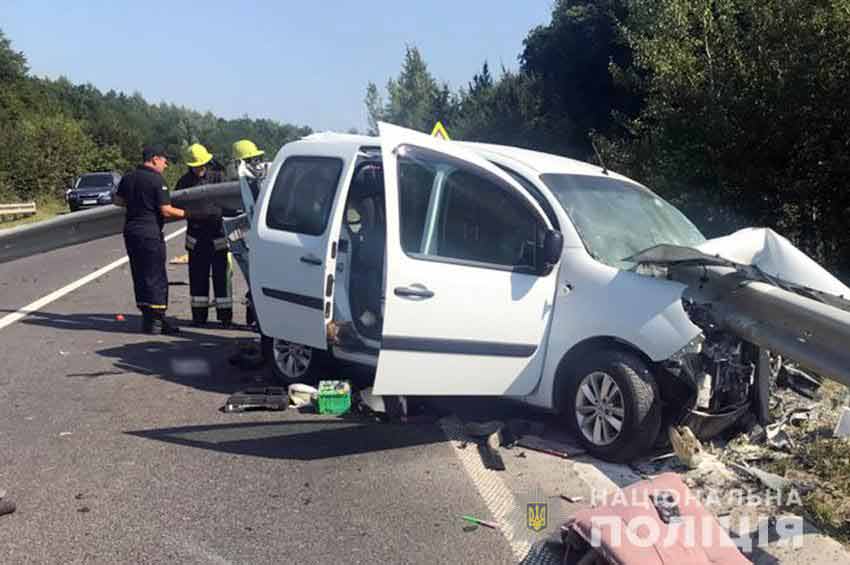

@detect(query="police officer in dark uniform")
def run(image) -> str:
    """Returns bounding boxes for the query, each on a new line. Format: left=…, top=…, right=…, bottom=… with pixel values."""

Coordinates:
left=175, top=143, right=234, bottom=328
left=114, top=145, right=191, bottom=335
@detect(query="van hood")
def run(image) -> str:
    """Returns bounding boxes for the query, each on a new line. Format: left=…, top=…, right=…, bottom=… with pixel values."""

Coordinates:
left=628, top=228, right=850, bottom=299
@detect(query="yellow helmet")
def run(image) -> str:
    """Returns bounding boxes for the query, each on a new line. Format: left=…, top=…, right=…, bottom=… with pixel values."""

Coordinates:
left=232, top=139, right=265, bottom=161
left=184, top=143, right=213, bottom=167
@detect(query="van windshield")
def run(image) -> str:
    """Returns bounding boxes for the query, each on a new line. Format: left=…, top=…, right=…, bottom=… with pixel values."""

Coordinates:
left=540, top=173, right=705, bottom=270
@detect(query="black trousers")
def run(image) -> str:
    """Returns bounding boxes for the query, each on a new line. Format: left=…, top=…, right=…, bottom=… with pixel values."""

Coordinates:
left=188, top=243, right=232, bottom=323
left=124, top=231, right=168, bottom=311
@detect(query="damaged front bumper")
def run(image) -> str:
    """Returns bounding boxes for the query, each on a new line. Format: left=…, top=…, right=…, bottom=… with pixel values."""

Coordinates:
left=636, top=228, right=850, bottom=440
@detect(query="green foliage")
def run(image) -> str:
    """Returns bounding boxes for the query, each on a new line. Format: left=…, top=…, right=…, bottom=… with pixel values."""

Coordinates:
left=366, top=46, right=457, bottom=135
left=0, top=27, right=311, bottom=204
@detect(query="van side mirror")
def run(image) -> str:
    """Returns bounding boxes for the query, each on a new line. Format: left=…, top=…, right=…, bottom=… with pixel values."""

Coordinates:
left=541, top=230, right=564, bottom=275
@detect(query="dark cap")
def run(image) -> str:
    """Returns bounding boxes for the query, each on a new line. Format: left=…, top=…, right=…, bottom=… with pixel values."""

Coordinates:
left=142, top=144, right=168, bottom=162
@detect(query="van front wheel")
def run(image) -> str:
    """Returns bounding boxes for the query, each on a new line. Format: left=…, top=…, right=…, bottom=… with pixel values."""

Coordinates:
left=562, top=349, right=661, bottom=463
left=261, top=336, right=327, bottom=385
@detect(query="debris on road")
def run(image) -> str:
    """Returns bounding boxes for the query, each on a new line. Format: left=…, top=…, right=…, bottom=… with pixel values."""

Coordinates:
left=463, top=420, right=503, bottom=438
left=0, top=497, right=16, bottom=517
left=833, top=407, right=850, bottom=438
left=59, top=432, right=72, bottom=437
left=288, top=384, right=317, bottom=408
left=670, top=425, right=704, bottom=469
left=461, top=515, right=498, bottom=530
left=223, top=387, right=288, bottom=413
left=477, top=441, right=506, bottom=471
left=560, top=494, right=584, bottom=504
left=515, top=434, right=584, bottom=459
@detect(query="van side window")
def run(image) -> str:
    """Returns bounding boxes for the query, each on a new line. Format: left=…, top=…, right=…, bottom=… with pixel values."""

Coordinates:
left=266, top=157, right=343, bottom=236
left=397, top=145, right=545, bottom=272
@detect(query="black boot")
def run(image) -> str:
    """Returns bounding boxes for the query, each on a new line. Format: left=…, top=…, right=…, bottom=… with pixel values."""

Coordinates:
left=151, top=311, right=181, bottom=336
left=141, top=307, right=155, bottom=334
left=217, top=308, right=233, bottom=329
left=192, top=307, right=209, bottom=327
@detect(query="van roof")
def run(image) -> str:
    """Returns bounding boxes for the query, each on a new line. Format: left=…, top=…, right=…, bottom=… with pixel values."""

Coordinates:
left=295, top=131, right=637, bottom=183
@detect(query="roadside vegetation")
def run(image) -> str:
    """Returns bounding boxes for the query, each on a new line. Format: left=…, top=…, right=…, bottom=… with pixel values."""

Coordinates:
left=368, top=0, right=850, bottom=280
left=0, top=29, right=311, bottom=214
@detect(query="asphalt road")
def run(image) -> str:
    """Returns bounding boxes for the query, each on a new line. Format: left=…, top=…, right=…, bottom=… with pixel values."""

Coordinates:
left=0, top=228, right=532, bottom=564
left=3, top=223, right=850, bottom=565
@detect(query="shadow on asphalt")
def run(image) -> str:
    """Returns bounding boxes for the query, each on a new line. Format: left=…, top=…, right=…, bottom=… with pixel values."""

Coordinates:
left=126, top=419, right=448, bottom=460
left=20, top=311, right=268, bottom=394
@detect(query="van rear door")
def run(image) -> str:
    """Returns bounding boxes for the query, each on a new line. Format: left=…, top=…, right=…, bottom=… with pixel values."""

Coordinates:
left=250, top=140, right=360, bottom=349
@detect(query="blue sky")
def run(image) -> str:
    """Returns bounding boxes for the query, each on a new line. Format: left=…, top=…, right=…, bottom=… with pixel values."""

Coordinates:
left=2, top=1, right=554, bottom=131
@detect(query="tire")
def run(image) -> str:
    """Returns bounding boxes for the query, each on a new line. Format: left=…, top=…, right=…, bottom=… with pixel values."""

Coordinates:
left=562, top=349, right=662, bottom=463
left=261, top=335, right=329, bottom=385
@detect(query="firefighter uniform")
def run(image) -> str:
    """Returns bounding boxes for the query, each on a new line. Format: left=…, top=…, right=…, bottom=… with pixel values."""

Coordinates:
left=175, top=144, right=233, bottom=327
left=116, top=154, right=177, bottom=334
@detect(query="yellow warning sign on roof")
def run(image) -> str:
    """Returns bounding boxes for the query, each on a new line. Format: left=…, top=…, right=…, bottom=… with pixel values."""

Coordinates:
left=431, top=121, right=450, bottom=141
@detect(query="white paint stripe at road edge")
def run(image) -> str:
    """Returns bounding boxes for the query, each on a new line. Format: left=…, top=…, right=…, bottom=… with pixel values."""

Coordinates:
left=441, top=417, right=557, bottom=564
left=0, top=227, right=186, bottom=331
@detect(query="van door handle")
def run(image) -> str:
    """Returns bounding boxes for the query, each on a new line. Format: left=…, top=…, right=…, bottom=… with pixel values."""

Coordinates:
left=300, top=255, right=322, bottom=266
left=394, top=285, right=434, bottom=299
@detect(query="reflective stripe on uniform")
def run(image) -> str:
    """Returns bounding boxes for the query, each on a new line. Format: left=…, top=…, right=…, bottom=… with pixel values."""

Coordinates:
left=191, top=296, right=210, bottom=307
left=216, top=297, right=233, bottom=308
left=213, top=237, right=229, bottom=252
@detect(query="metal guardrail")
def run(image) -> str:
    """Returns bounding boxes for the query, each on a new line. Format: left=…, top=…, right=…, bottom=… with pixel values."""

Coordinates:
left=0, top=182, right=242, bottom=264
left=0, top=202, right=37, bottom=222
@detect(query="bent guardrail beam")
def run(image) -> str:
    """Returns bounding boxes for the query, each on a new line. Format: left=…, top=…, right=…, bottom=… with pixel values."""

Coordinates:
left=718, top=280, right=850, bottom=388
left=0, top=182, right=241, bottom=264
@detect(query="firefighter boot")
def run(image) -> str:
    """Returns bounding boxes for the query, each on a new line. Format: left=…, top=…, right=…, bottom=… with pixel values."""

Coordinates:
left=151, top=310, right=181, bottom=336
left=217, top=307, right=233, bottom=329
left=141, top=307, right=155, bottom=334
left=192, top=307, right=209, bottom=327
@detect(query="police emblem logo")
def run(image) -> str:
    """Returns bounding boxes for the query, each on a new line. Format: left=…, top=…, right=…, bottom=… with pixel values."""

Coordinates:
left=526, top=502, right=547, bottom=532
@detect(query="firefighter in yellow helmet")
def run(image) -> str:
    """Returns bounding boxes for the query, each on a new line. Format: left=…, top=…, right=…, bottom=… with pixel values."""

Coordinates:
left=175, top=143, right=233, bottom=328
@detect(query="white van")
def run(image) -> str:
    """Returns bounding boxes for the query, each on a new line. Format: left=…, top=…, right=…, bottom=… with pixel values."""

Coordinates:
left=245, top=123, right=765, bottom=462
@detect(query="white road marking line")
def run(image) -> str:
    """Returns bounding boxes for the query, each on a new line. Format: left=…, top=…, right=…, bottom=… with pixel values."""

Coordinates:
left=440, top=417, right=533, bottom=561
left=0, top=227, right=186, bottom=331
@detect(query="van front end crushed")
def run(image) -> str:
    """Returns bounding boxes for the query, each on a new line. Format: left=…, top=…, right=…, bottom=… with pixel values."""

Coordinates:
left=636, top=228, right=850, bottom=440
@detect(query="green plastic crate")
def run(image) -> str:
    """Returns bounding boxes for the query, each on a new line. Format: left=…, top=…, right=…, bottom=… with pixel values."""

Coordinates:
left=317, top=380, right=352, bottom=415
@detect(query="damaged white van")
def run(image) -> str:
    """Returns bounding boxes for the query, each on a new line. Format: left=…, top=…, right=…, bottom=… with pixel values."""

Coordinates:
left=247, top=122, right=850, bottom=462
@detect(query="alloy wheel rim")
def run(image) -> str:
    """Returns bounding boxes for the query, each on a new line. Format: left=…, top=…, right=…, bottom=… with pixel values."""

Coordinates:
left=575, top=371, right=625, bottom=447
left=272, top=339, right=311, bottom=379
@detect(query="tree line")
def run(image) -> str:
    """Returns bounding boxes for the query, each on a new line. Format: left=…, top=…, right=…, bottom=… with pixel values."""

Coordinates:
left=0, top=28, right=311, bottom=201
left=367, top=0, right=850, bottom=278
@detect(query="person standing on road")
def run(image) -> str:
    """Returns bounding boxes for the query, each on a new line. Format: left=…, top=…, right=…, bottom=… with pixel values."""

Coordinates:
left=113, top=145, right=190, bottom=335
left=175, top=143, right=234, bottom=328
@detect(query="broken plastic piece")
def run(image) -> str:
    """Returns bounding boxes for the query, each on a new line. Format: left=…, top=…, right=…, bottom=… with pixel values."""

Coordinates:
left=461, top=515, right=498, bottom=529
left=0, top=498, right=16, bottom=517
left=288, top=384, right=318, bottom=407
left=834, top=407, right=850, bottom=438
left=478, top=442, right=506, bottom=471
left=561, top=495, right=584, bottom=503
left=224, top=387, right=288, bottom=413
left=669, top=426, right=704, bottom=469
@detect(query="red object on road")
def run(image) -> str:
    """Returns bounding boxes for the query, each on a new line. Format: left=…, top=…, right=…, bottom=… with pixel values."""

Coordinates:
left=115, top=314, right=125, bottom=321
left=561, top=473, right=750, bottom=564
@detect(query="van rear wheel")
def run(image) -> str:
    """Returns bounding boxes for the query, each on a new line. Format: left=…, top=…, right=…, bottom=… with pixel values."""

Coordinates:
left=261, top=336, right=327, bottom=385
left=562, top=349, right=661, bottom=463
